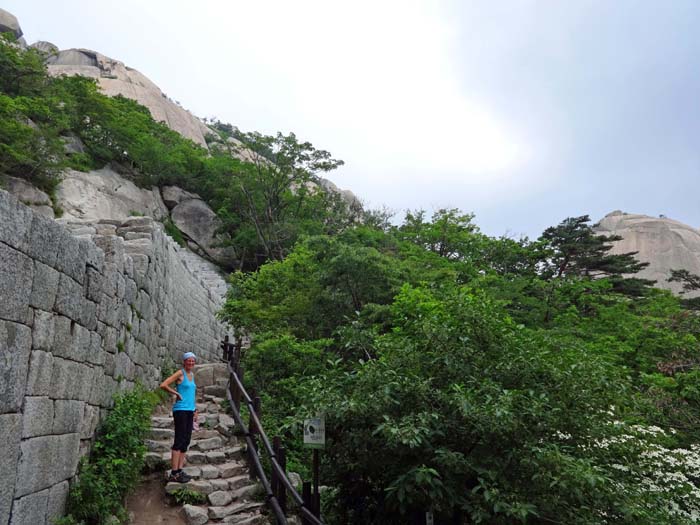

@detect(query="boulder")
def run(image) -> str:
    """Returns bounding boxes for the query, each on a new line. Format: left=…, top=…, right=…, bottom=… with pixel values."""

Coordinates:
left=317, top=177, right=361, bottom=209
left=0, top=8, right=22, bottom=38
left=595, top=211, right=700, bottom=297
left=55, top=167, right=169, bottom=221
left=161, top=186, right=198, bottom=209
left=30, top=40, right=59, bottom=55
left=208, top=490, right=233, bottom=507
left=171, top=198, right=237, bottom=267
left=183, top=504, right=208, bottom=525
left=62, top=133, right=86, bottom=154
left=46, top=48, right=209, bottom=147
left=4, top=176, right=54, bottom=218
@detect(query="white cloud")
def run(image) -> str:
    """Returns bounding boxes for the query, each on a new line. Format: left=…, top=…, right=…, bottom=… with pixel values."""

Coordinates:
left=185, top=1, right=531, bottom=179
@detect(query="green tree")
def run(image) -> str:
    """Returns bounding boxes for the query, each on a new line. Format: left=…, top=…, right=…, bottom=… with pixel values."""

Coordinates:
left=538, top=215, right=650, bottom=282
left=211, top=131, right=348, bottom=265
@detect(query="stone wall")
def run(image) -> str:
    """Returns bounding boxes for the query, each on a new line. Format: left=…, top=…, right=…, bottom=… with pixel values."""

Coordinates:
left=0, top=190, right=230, bottom=525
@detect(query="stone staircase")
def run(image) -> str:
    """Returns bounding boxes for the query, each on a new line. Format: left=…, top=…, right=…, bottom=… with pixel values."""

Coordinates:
left=144, top=386, right=269, bottom=524
left=174, top=245, right=230, bottom=306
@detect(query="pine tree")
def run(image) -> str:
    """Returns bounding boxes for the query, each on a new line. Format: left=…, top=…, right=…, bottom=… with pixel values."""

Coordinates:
left=538, top=215, right=653, bottom=295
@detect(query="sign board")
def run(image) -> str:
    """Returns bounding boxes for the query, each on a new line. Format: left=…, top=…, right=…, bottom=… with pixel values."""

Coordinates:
left=425, top=512, right=434, bottom=525
left=303, top=416, right=325, bottom=449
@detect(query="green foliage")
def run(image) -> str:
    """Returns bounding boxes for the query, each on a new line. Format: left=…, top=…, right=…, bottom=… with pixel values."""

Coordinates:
left=169, top=488, right=207, bottom=505
left=538, top=215, right=653, bottom=295
left=61, top=386, right=158, bottom=525
left=4, top=29, right=698, bottom=523
left=203, top=130, right=353, bottom=268
left=0, top=39, right=352, bottom=271
left=221, top=209, right=700, bottom=524
left=163, top=218, right=186, bottom=247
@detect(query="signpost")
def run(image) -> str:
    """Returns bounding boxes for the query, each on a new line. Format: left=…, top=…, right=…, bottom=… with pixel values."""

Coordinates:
left=304, top=416, right=325, bottom=518
left=303, top=417, right=325, bottom=449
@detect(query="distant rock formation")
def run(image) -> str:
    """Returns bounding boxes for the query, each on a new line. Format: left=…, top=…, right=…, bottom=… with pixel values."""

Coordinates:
left=4, top=177, right=54, bottom=218
left=45, top=49, right=211, bottom=146
left=52, top=168, right=238, bottom=268
left=596, top=211, right=700, bottom=296
left=164, top=187, right=238, bottom=268
left=30, top=41, right=58, bottom=55
left=56, top=167, right=169, bottom=222
left=0, top=8, right=22, bottom=39
left=3, top=8, right=356, bottom=272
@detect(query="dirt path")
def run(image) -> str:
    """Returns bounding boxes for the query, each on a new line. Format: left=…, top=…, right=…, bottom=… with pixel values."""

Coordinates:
left=126, top=472, right=186, bottom=525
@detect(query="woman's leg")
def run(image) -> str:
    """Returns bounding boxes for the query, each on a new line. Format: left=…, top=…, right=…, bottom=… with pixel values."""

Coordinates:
left=171, top=411, right=187, bottom=477
left=177, top=411, right=195, bottom=469
left=171, top=449, right=181, bottom=471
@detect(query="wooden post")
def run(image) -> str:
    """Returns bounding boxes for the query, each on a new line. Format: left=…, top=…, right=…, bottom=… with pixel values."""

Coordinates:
left=302, top=481, right=312, bottom=525
left=233, top=365, right=243, bottom=412
left=313, top=449, right=320, bottom=517
left=234, top=335, right=243, bottom=368
left=221, top=335, right=230, bottom=362
left=278, top=445, right=287, bottom=515
left=248, top=393, right=260, bottom=479
left=272, top=436, right=281, bottom=503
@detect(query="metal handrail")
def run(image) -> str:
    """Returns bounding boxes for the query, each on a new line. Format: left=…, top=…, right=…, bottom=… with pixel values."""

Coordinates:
left=225, top=360, right=325, bottom=525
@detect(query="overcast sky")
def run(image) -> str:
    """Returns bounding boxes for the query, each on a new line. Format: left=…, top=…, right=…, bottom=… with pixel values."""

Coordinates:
left=7, top=0, right=700, bottom=237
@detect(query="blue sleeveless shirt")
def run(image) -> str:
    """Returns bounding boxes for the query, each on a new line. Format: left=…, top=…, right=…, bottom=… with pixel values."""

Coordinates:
left=173, top=369, right=196, bottom=412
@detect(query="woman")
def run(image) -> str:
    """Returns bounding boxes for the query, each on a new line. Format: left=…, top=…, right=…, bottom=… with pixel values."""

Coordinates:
left=160, top=351, right=198, bottom=483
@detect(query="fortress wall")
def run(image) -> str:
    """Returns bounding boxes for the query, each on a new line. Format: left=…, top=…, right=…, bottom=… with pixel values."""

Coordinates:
left=0, top=190, right=229, bottom=525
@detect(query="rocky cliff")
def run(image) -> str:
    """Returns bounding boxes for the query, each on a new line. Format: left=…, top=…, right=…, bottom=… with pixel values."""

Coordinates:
left=45, top=48, right=212, bottom=147
left=0, top=189, right=229, bottom=525
left=596, top=210, right=700, bottom=296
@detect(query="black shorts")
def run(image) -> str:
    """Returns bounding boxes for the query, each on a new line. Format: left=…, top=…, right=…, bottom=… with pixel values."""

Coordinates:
left=172, top=410, right=194, bottom=452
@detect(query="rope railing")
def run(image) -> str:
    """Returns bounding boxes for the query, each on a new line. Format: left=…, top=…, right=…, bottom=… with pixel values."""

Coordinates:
left=222, top=337, right=325, bottom=525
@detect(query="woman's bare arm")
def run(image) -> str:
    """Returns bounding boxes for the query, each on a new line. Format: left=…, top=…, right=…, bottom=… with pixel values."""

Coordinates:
left=160, top=370, right=184, bottom=399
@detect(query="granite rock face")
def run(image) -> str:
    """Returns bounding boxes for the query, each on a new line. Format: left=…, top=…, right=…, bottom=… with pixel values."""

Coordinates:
left=4, top=177, right=53, bottom=218
left=0, top=8, right=22, bottom=38
left=55, top=167, right=169, bottom=222
left=46, top=48, right=210, bottom=146
left=171, top=198, right=237, bottom=268
left=595, top=211, right=700, bottom=296
left=161, top=185, right=198, bottom=210
left=29, top=41, right=58, bottom=55
left=0, top=189, right=230, bottom=525
left=317, top=177, right=361, bottom=209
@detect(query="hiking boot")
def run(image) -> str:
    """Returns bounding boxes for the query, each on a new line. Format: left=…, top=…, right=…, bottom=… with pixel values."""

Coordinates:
left=167, top=471, right=192, bottom=483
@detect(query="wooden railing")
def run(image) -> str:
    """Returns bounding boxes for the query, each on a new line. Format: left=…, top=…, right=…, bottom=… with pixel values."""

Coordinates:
left=221, top=336, right=325, bottom=525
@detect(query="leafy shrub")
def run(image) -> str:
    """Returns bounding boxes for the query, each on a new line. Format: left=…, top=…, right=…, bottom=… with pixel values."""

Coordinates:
left=163, top=218, right=186, bottom=247
left=169, top=488, right=207, bottom=505
left=60, top=386, right=158, bottom=525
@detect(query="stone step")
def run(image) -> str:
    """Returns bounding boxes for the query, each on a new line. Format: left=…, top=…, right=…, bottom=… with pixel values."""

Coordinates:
left=159, top=445, right=243, bottom=465
left=146, top=434, right=231, bottom=453
left=203, top=385, right=228, bottom=397
left=202, top=394, right=226, bottom=404
left=149, top=427, right=175, bottom=440
left=181, top=462, right=246, bottom=481
left=221, top=512, right=268, bottom=525
left=165, top=477, right=258, bottom=499
left=150, top=411, right=222, bottom=429
left=151, top=416, right=174, bottom=428
left=208, top=500, right=265, bottom=520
